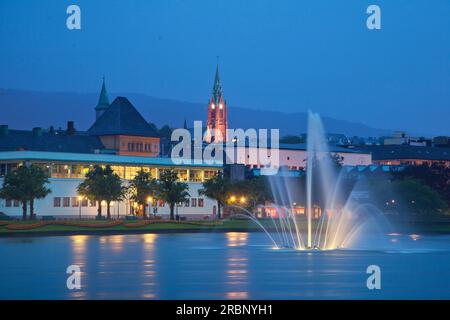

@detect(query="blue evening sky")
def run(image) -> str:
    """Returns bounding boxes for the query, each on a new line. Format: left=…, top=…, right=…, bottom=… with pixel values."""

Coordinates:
left=0, top=0, right=449, bottom=134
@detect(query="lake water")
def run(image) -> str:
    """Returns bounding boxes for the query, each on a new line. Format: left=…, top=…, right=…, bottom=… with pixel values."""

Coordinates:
left=0, top=232, right=449, bottom=299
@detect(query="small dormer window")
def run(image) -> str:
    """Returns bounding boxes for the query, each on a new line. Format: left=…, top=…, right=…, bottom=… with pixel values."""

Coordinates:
left=211, top=103, right=215, bottom=109
left=219, top=103, right=223, bottom=109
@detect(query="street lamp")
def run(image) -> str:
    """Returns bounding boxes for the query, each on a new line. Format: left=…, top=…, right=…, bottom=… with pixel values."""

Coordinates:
left=239, top=196, right=246, bottom=204
left=229, top=195, right=236, bottom=203
left=78, top=196, right=83, bottom=220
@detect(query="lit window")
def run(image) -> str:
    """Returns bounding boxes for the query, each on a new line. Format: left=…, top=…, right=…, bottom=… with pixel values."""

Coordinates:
left=219, top=103, right=223, bottom=109
left=211, top=103, right=215, bottom=109
left=72, top=197, right=79, bottom=207
left=63, top=197, right=70, bottom=207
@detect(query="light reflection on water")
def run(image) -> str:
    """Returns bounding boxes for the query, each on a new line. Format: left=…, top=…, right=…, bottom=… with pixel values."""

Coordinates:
left=141, top=234, right=158, bottom=299
left=225, top=232, right=249, bottom=299
left=68, top=235, right=88, bottom=299
left=0, top=232, right=450, bottom=299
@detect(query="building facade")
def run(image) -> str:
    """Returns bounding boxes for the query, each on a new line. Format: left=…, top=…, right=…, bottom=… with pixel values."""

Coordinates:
left=0, top=151, right=221, bottom=219
left=232, top=143, right=372, bottom=170
left=360, top=145, right=450, bottom=167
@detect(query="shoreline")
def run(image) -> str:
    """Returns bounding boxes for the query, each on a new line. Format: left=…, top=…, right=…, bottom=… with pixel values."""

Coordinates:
left=0, top=228, right=263, bottom=238
left=1, top=226, right=450, bottom=238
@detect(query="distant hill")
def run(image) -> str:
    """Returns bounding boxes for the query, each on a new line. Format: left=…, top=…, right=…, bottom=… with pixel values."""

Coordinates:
left=0, top=89, right=391, bottom=137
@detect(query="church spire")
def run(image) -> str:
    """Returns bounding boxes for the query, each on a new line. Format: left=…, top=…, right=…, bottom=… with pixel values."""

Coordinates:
left=206, top=62, right=228, bottom=143
left=212, top=62, right=222, bottom=101
left=95, top=76, right=110, bottom=120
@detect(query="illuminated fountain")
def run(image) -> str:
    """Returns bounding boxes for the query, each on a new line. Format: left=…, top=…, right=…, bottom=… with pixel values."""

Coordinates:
left=233, top=111, right=391, bottom=251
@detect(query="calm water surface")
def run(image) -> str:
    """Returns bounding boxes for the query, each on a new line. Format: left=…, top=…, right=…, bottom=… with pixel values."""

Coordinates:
left=0, top=232, right=449, bottom=299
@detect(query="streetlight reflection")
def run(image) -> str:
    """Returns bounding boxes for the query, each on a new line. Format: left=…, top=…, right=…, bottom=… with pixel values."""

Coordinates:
left=225, top=232, right=249, bottom=299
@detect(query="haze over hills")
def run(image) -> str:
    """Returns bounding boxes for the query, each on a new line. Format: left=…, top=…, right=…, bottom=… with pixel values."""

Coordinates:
left=0, top=89, right=392, bottom=138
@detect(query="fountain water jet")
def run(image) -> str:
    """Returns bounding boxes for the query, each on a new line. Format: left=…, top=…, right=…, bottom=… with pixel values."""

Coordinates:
left=234, top=111, right=392, bottom=251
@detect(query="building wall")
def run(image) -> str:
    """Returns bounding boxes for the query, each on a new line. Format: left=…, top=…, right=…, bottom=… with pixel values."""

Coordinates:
left=99, top=135, right=160, bottom=157
left=0, top=178, right=217, bottom=219
left=233, top=147, right=372, bottom=170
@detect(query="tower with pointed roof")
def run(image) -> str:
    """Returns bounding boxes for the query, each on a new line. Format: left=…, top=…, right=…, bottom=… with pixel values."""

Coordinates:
left=95, top=77, right=110, bottom=120
left=205, top=64, right=228, bottom=143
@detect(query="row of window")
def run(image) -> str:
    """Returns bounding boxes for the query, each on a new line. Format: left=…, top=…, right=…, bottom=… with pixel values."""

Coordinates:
left=181, top=198, right=204, bottom=208
left=51, top=197, right=205, bottom=208
left=126, top=142, right=158, bottom=153
left=4, top=199, right=20, bottom=207
left=0, top=162, right=218, bottom=182
left=53, top=197, right=91, bottom=208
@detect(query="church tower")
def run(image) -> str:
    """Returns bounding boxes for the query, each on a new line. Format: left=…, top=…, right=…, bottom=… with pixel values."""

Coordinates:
left=205, top=64, right=228, bottom=143
left=95, top=77, right=110, bottom=120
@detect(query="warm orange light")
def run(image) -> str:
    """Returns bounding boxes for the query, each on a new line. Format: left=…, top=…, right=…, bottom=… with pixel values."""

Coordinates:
left=147, top=196, right=153, bottom=203
left=78, top=196, right=83, bottom=201
left=229, top=196, right=236, bottom=203
left=239, top=196, right=246, bottom=204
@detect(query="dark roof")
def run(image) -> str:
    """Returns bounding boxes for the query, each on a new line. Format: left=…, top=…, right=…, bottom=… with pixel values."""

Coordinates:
left=0, top=130, right=104, bottom=154
left=88, top=97, right=158, bottom=137
left=359, top=145, right=450, bottom=161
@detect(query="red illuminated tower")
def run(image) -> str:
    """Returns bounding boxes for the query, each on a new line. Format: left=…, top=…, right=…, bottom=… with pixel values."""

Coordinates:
left=205, top=64, right=228, bottom=143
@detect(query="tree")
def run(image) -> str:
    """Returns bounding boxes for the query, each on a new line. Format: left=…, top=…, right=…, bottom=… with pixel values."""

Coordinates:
left=28, top=165, right=52, bottom=219
left=77, top=165, right=125, bottom=219
left=230, top=176, right=272, bottom=212
left=129, top=169, right=158, bottom=218
left=0, top=164, right=51, bottom=220
left=368, top=178, right=448, bottom=216
left=199, top=172, right=228, bottom=219
left=158, top=125, right=173, bottom=140
left=158, top=169, right=189, bottom=220
left=247, top=177, right=272, bottom=210
left=200, top=173, right=272, bottom=217
left=392, top=180, right=447, bottom=215
left=102, top=166, right=126, bottom=219
left=391, top=162, right=450, bottom=208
